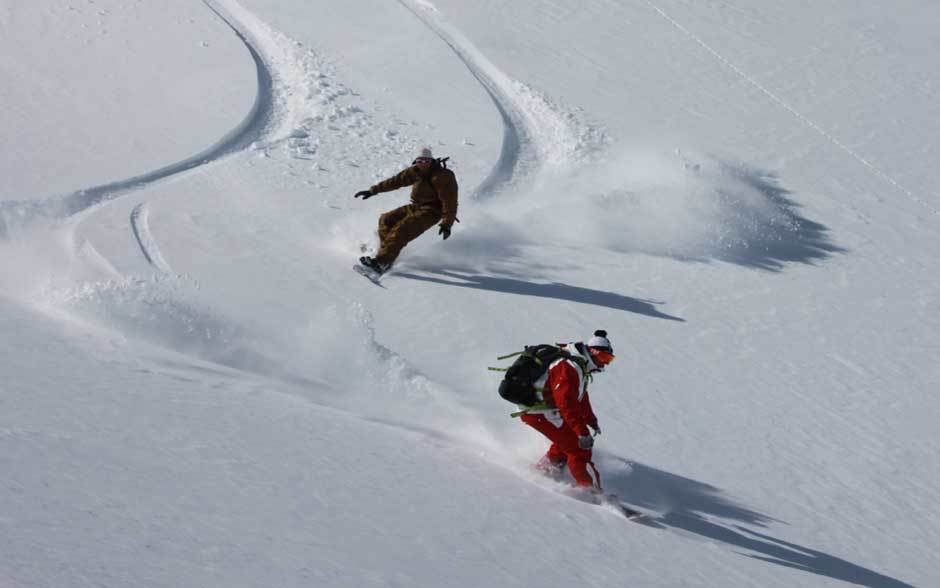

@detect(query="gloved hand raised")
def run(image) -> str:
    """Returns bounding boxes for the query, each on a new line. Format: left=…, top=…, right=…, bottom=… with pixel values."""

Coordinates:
left=578, top=435, right=594, bottom=450
left=354, top=190, right=374, bottom=200
left=438, top=224, right=452, bottom=240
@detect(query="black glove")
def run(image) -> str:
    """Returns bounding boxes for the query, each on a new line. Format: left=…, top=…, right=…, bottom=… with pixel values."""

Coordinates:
left=438, top=224, right=452, bottom=240
left=578, top=434, right=594, bottom=450
left=588, top=423, right=601, bottom=437
left=354, top=190, right=373, bottom=200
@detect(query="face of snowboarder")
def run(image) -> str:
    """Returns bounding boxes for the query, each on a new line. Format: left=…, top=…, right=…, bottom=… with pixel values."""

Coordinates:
left=415, top=157, right=434, bottom=172
left=588, top=347, right=615, bottom=371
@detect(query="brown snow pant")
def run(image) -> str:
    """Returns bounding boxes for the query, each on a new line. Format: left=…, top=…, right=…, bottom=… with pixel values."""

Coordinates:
left=374, top=204, right=442, bottom=266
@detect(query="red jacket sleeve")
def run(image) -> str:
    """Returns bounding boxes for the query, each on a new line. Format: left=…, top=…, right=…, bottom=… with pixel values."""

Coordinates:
left=547, top=361, right=590, bottom=436
left=581, top=392, right=598, bottom=429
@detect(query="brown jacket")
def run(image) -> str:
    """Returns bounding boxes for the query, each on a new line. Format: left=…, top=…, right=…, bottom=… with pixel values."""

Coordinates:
left=369, top=164, right=459, bottom=227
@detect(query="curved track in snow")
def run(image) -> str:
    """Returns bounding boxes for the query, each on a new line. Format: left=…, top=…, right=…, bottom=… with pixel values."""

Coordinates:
left=2, top=0, right=322, bottom=274
left=398, top=0, right=602, bottom=199
left=1, top=0, right=275, bottom=232
left=129, top=202, right=172, bottom=273
left=398, top=0, right=524, bottom=198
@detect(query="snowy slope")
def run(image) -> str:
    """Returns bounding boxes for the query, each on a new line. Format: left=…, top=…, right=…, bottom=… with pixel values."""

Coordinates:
left=0, top=0, right=256, bottom=200
left=2, top=1, right=939, bottom=587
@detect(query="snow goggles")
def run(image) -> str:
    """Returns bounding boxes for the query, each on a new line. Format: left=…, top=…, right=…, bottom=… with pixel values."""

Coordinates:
left=589, top=347, right=616, bottom=365
left=414, top=157, right=434, bottom=164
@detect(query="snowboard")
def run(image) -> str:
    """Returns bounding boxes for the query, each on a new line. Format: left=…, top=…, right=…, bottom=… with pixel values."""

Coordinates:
left=600, top=494, right=648, bottom=521
left=353, top=264, right=385, bottom=285
left=532, top=465, right=648, bottom=521
left=566, top=488, right=648, bottom=521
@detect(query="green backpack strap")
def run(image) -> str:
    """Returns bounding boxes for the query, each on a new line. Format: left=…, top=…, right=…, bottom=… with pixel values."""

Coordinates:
left=509, top=402, right=549, bottom=418
left=488, top=349, right=541, bottom=371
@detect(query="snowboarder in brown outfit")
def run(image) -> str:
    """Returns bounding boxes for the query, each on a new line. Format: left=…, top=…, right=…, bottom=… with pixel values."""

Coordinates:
left=354, top=147, right=458, bottom=274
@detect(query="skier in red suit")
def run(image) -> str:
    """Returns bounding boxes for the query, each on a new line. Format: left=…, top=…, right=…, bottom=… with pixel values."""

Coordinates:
left=521, top=330, right=615, bottom=491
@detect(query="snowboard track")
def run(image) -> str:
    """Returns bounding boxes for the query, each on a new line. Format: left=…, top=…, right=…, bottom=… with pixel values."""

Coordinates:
left=399, top=0, right=584, bottom=199
left=1, top=0, right=277, bottom=242
left=130, top=202, right=172, bottom=273
left=399, top=1, right=523, bottom=198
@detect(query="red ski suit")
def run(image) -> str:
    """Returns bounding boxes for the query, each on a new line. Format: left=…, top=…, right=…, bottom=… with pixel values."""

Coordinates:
left=521, top=357, right=601, bottom=489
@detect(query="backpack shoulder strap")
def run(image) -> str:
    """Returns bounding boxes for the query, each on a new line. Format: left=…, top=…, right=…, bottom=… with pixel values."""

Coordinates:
left=559, top=344, right=591, bottom=383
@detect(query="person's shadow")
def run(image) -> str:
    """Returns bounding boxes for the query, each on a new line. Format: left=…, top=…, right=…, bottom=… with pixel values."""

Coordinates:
left=394, top=269, right=685, bottom=321
left=601, top=457, right=914, bottom=587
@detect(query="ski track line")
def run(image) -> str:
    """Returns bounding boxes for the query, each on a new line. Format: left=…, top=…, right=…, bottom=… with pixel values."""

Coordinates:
left=0, top=0, right=286, bottom=253
left=398, top=0, right=524, bottom=198
left=399, top=0, right=595, bottom=199
left=644, top=0, right=938, bottom=219
left=6, top=1, right=274, bottom=229
left=130, top=202, right=172, bottom=273
left=3, top=0, right=323, bottom=276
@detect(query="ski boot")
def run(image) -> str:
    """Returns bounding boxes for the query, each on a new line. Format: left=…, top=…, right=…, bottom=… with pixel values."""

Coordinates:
left=359, top=256, right=389, bottom=275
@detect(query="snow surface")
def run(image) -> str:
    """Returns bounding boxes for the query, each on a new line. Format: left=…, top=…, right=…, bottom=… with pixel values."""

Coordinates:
left=2, top=1, right=939, bottom=586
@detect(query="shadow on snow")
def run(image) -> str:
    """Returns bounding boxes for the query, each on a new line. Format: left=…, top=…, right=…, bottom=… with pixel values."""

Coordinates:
left=394, top=269, right=684, bottom=321
left=677, top=165, right=847, bottom=272
left=605, top=459, right=912, bottom=587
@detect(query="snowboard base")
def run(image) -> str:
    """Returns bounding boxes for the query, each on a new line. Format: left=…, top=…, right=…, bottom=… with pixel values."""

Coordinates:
left=353, top=264, right=385, bottom=285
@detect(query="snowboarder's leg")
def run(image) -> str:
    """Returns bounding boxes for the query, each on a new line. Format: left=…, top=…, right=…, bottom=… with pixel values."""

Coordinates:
left=375, top=205, right=441, bottom=266
left=377, top=205, right=411, bottom=244
left=534, top=452, right=567, bottom=476
left=557, top=437, right=600, bottom=490
left=523, top=416, right=566, bottom=473
left=546, top=443, right=567, bottom=465
left=571, top=457, right=601, bottom=492
left=521, top=414, right=601, bottom=490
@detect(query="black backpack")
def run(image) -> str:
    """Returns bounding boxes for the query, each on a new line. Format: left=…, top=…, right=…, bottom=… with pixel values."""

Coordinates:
left=490, top=344, right=585, bottom=408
